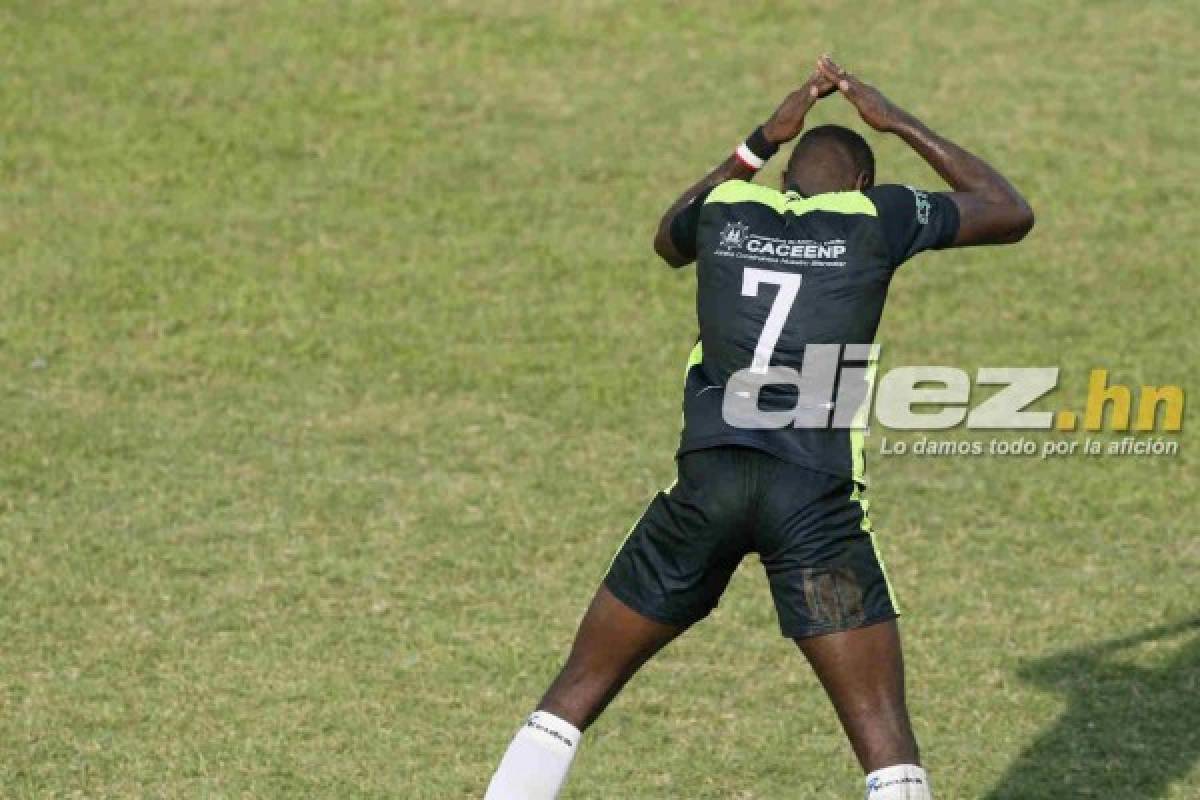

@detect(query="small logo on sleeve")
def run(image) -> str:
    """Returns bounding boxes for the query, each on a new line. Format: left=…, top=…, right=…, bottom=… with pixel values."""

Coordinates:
left=906, top=185, right=932, bottom=224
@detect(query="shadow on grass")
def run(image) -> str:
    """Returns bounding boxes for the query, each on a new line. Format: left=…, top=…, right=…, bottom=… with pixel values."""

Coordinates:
left=985, top=617, right=1200, bottom=800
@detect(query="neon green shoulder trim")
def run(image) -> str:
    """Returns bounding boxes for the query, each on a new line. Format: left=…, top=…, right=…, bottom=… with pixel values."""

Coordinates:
left=705, top=180, right=877, bottom=217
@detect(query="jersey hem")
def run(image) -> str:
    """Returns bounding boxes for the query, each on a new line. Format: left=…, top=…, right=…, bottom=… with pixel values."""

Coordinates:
left=676, top=435, right=863, bottom=484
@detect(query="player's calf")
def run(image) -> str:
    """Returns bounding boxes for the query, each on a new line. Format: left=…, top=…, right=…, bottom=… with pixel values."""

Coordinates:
left=484, top=587, right=682, bottom=798
left=794, top=620, right=930, bottom=796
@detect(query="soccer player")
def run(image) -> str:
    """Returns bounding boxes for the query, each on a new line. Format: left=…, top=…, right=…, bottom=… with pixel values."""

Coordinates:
left=485, top=55, right=1033, bottom=800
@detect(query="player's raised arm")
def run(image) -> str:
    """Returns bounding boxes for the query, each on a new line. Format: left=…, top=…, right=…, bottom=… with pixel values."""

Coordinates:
left=816, top=55, right=1034, bottom=247
left=652, top=72, right=835, bottom=267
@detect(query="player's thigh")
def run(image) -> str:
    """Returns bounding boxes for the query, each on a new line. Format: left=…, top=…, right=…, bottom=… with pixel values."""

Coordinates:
left=794, top=617, right=906, bottom=704
left=559, top=584, right=683, bottom=676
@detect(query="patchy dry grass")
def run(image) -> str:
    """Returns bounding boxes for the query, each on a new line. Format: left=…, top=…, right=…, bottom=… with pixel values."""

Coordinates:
left=1, top=1, right=1196, bottom=797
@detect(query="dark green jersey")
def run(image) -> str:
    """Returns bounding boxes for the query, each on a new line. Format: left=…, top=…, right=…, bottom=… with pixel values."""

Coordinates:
left=668, top=179, right=960, bottom=481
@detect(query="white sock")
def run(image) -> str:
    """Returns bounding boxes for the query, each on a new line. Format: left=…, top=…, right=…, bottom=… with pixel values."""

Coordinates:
left=484, top=711, right=581, bottom=800
left=864, top=764, right=932, bottom=799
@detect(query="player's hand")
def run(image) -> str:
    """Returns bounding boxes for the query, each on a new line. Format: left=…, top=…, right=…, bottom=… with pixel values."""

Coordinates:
left=816, top=55, right=906, bottom=133
left=762, top=70, right=837, bottom=145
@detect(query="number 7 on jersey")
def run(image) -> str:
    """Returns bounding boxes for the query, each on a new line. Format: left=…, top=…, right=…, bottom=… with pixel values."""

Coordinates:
left=742, top=268, right=802, bottom=373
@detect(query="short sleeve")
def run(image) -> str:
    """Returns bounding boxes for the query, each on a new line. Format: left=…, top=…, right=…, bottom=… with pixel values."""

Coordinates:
left=667, top=185, right=715, bottom=262
left=864, top=184, right=960, bottom=268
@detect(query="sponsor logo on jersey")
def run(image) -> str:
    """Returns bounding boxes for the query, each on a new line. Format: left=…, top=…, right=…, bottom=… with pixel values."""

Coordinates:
left=715, top=223, right=847, bottom=266
left=744, top=238, right=847, bottom=260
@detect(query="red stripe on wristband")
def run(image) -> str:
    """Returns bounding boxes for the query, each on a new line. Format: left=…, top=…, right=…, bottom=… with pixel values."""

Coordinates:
left=735, top=143, right=765, bottom=170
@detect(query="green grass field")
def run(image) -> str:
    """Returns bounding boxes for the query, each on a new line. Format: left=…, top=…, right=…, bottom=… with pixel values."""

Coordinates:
left=2, top=1, right=1197, bottom=797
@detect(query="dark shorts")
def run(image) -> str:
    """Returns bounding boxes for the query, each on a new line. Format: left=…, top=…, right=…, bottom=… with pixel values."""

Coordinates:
left=604, top=446, right=898, bottom=639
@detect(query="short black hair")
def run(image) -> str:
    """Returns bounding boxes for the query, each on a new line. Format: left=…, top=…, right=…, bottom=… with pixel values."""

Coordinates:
left=784, top=125, right=876, bottom=195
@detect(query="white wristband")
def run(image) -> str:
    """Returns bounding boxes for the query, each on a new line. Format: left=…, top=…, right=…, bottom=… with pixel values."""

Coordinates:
left=735, top=142, right=766, bottom=170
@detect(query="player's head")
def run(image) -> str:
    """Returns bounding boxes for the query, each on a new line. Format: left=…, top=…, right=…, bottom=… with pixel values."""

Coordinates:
left=782, top=125, right=875, bottom=196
